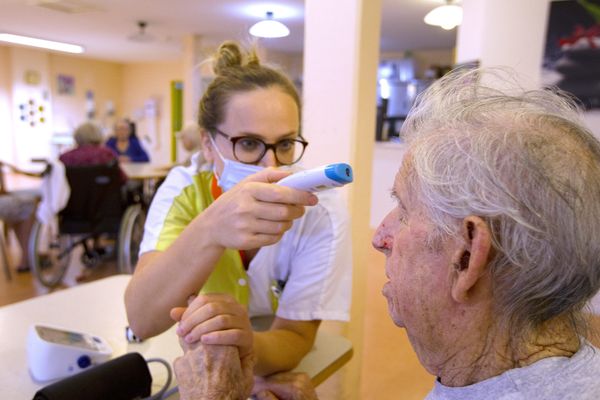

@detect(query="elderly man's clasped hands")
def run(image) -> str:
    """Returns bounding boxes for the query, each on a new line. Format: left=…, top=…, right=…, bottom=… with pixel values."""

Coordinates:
left=170, top=294, right=255, bottom=400
left=170, top=294, right=317, bottom=400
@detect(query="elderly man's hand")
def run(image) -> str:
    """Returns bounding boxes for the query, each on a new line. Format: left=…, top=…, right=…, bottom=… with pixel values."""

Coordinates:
left=174, top=343, right=255, bottom=400
left=252, top=372, right=318, bottom=400
left=171, top=293, right=254, bottom=358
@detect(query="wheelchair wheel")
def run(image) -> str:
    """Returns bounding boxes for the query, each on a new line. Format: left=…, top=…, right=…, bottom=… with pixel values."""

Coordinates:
left=118, top=204, right=146, bottom=274
left=28, top=219, right=72, bottom=288
left=81, top=248, right=101, bottom=268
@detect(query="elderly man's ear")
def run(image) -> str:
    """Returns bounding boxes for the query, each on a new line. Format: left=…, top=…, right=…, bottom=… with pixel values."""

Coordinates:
left=450, top=216, right=493, bottom=303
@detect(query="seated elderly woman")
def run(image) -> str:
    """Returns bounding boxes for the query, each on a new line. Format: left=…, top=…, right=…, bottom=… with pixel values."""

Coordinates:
left=172, top=68, right=600, bottom=399
left=60, top=122, right=126, bottom=182
left=105, top=119, right=150, bottom=163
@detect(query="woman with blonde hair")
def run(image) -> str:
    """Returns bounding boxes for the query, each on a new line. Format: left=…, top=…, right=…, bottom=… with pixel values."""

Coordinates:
left=125, top=41, right=351, bottom=377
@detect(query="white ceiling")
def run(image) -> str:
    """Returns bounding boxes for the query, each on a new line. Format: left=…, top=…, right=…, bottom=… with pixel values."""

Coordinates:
left=0, top=0, right=457, bottom=62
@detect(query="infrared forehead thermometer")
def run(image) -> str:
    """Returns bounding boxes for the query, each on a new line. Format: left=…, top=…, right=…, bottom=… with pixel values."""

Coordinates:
left=277, top=163, right=353, bottom=192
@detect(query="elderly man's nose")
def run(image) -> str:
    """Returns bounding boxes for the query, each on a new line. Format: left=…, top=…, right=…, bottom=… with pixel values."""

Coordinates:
left=372, top=226, right=391, bottom=253
left=373, top=210, right=398, bottom=253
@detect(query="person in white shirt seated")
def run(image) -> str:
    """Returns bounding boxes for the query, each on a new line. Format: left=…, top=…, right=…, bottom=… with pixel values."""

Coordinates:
left=0, top=161, right=43, bottom=273
left=177, top=123, right=206, bottom=166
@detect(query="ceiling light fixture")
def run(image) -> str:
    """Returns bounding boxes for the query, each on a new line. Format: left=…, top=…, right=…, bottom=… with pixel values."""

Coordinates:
left=128, top=21, right=155, bottom=43
left=0, top=33, right=84, bottom=54
left=249, top=11, right=290, bottom=38
left=424, top=1, right=463, bottom=30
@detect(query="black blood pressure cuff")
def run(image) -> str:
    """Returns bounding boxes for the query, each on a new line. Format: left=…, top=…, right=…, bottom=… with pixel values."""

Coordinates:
left=33, top=352, right=152, bottom=400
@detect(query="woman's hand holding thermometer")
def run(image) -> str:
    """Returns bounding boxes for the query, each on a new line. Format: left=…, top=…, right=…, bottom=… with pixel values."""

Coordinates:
left=277, top=163, right=353, bottom=192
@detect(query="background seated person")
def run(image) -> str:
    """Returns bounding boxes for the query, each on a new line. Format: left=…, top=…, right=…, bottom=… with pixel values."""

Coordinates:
left=59, top=122, right=126, bottom=183
left=124, top=41, right=352, bottom=377
left=173, top=67, right=600, bottom=399
left=105, top=118, right=150, bottom=163
left=60, top=121, right=130, bottom=263
left=0, top=162, right=40, bottom=273
left=177, top=123, right=206, bottom=166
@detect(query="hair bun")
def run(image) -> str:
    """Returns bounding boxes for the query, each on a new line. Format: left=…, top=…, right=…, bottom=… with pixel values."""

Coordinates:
left=213, top=41, right=260, bottom=75
left=214, top=41, right=242, bottom=75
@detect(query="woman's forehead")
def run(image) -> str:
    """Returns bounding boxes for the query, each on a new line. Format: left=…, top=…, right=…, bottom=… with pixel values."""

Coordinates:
left=221, top=88, right=299, bottom=138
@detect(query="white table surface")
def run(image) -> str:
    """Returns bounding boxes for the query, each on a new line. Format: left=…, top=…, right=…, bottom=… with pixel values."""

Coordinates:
left=0, top=275, right=352, bottom=399
left=120, top=163, right=173, bottom=180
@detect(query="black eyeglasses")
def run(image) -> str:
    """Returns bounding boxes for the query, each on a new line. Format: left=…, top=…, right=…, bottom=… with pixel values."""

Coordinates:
left=212, top=128, right=308, bottom=165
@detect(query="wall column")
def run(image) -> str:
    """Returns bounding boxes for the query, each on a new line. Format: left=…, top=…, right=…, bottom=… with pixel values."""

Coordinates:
left=456, top=0, right=600, bottom=138
left=303, top=0, right=381, bottom=398
left=456, top=0, right=550, bottom=88
left=0, top=46, right=15, bottom=164
left=182, top=34, right=206, bottom=124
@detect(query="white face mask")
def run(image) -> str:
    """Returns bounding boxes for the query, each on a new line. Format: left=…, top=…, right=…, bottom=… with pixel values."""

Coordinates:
left=209, top=134, right=264, bottom=191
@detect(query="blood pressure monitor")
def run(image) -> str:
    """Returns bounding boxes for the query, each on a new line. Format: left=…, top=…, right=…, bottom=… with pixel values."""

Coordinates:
left=27, top=324, right=112, bottom=382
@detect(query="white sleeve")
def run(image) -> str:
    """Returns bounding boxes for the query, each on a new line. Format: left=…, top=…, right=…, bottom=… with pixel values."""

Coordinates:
left=275, top=191, right=352, bottom=321
left=138, top=165, right=194, bottom=255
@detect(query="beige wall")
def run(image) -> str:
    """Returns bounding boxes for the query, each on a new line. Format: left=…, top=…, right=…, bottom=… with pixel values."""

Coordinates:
left=265, top=50, right=304, bottom=87
left=0, top=46, right=122, bottom=163
left=5, top=47, right=54, bottom=167
left=48, top=54, right=122, bottom=135
left=0, top=43, right=182, bottom=166
left=0, top=45, right=14, bottom=163
left=121, top=61, right=183, bottom=165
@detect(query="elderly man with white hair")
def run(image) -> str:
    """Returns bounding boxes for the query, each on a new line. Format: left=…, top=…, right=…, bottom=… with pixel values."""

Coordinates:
left=172, top=68, right=600, bottom=399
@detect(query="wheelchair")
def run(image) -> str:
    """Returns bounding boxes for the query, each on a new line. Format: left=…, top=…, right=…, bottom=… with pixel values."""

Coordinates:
left=28, top=161, right=146, bottom=287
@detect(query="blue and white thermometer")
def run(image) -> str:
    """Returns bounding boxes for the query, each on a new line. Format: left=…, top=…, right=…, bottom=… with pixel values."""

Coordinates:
left=277, top=163, right=353, bottom=192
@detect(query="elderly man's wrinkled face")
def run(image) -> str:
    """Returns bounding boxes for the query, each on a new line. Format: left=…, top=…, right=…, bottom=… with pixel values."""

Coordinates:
left=372, top=159, right=455, bottom=335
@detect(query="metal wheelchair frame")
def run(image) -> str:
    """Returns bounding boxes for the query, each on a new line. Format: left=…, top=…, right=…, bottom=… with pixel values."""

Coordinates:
left=28, top=161, right=146, bottom=287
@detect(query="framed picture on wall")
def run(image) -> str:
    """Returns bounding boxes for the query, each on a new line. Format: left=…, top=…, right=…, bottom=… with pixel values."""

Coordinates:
left=542, top=0, right=600, bottom=109
left=57, top=74, right=75, bottom=96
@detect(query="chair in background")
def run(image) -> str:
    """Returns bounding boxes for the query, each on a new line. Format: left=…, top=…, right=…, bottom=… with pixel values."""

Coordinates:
left=375, top=98, right=388, bottom=141
left=0, top=220, right=11, bottom=281
left=28, top=162, right=145, bottom=287
left=0, top=164, right=7, bottom=280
